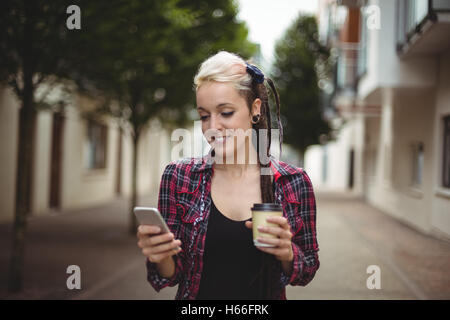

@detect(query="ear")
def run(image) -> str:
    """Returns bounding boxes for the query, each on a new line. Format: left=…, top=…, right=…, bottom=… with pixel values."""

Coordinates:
left=251, top=98, right=262, bottom=116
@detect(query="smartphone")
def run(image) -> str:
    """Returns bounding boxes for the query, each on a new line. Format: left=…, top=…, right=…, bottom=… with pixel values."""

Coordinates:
left=134, top=206, right=170, bottom=234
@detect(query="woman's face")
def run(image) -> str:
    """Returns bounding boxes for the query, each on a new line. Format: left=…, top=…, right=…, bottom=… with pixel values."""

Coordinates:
left=196, top=81, right=260, bottom=160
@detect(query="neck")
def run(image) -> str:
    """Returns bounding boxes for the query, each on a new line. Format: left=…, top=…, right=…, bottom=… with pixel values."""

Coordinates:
left=213, top=140, right=261, bottom=179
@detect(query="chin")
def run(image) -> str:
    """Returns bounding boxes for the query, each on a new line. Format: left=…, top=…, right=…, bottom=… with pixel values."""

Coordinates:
left=211, top=141, right=247, bottom=163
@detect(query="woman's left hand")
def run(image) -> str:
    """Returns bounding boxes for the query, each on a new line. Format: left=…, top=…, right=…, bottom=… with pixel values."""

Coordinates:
left=244, top=216, right=294, bottom=262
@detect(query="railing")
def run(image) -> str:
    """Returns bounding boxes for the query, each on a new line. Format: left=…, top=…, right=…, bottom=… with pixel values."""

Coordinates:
left=406, top=0, right=428, bottom=32
left=336, top=42, right=361, bottom=92
left=397, top=0, right=450, bottom=50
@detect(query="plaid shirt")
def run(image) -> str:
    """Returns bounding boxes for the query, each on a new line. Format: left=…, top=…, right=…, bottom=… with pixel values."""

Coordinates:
left=146, top=152, right=319, bottom=300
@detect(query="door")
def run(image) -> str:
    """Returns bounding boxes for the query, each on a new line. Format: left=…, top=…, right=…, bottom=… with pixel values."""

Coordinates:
left=49, top=112, right=64, bottom=209
left=348, top=149, right=355, bottom=189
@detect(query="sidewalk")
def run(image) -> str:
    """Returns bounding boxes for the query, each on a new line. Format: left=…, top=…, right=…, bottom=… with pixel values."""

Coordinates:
left=0, top=194, right=175, bottom=300
left=287, top=192, right=450, bottom=300
left=0, top=192, right=449, bottom=300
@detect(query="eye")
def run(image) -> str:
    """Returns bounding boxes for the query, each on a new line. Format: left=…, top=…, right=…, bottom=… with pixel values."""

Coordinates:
left=200, top=115, right=210, bottom=121
left=221, top=111, right=234, bottom=117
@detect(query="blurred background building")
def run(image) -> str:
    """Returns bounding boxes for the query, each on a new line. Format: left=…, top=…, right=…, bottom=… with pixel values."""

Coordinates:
left=0, top=88, right=173, bottom=223
left=306, top=0, right=450, bottom=239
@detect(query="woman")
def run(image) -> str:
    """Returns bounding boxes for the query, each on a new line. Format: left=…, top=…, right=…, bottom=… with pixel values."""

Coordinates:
left=137, top=51, right=319, bottom=300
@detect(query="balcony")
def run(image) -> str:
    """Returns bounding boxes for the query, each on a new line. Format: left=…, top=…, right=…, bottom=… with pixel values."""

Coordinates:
left=336, top=42, right=360, bottom=94
left=396, top=0, right=450, bottom=58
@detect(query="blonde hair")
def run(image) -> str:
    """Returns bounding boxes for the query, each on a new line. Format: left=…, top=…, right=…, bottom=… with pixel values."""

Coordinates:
left=193, top=50, right=255, bottom=92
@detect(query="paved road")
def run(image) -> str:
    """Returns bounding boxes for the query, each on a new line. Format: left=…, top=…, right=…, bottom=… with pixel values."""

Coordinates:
left=1, top=192, right=449, bottom=300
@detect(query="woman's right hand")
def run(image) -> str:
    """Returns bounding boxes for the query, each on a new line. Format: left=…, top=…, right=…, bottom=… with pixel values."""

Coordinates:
left=137, top=225, right=182, bottom=264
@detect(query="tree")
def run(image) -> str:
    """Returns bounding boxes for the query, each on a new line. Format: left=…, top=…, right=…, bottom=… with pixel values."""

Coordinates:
left=271, top=14, right=332, bottom=165
left=67, top=0, right=257, bottom=234
left=0, top=0, right=77, bottom=292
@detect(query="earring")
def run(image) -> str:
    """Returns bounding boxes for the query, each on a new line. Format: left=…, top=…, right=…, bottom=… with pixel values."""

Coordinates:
left=251, top=114, right=261, bottom=124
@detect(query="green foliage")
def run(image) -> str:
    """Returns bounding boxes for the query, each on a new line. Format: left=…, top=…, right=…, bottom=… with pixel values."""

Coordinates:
left=61, top=0, right=258, bottom=233
left=67, top=0, right=257, bottom=134
left=0, top=0, right=74, bottom=100
left=271, top=14, right=332, bottom=154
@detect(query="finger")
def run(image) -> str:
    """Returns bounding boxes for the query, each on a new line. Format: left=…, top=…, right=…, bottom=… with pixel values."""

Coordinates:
left=150, top=239, right=182, bottom=255
left=138, top=224, right=162, bottom=236
left=138, top=236, right=180, bottom=250
left=256, top=236, right=291, bottom=248
left=266, top=216, right=290, bottom=230
left=147, top=232, right=175, bottom=246
left=148, top=247, right=182, bottom=263
left=244, top=221, right=252, bottom=229
left=258, top=226, right=292, bottom=239
left=257, top=225, right=285, bottom=238
left=144, top=245, right=180, bottom=259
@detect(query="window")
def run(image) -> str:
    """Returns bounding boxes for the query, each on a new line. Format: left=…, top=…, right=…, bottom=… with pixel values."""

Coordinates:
left=85, top=120, right=107, bottom=169
left=411, top=142, right=424, bottom=187
left=443, top=116, right=450, bottom=188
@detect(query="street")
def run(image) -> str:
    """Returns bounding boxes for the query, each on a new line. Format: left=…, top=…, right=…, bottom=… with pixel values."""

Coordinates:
left=1, top=192, right=449, bottom=300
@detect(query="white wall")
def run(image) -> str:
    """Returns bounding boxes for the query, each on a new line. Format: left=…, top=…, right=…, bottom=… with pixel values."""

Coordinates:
left=120, top=122, right=171, bottom=199
left=60, top=104, right=117, bottom=210
left=432, top=50, right=450, bottom=237
left=0, top=88, right=173, bottom=222
left=32, top=110, right=52, bottom=216
left=304, top=115, right=366, bottom=193
left=358, top=0, right=438, bottom=101
left=364, top=86, right=445, bottom=235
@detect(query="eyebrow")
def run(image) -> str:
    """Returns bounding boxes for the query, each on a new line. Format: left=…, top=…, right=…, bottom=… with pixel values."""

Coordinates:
left=197, top=103, right=233, bottom=111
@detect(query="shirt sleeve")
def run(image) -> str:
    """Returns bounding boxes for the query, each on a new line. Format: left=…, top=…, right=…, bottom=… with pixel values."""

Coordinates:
left=280, top=169, right=320, bottom=286
left=146, top=161, right=186, bottom=292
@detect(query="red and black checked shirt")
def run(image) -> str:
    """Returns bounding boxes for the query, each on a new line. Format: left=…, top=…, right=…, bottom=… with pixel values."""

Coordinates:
left=146, top=152, right=319, bottom=300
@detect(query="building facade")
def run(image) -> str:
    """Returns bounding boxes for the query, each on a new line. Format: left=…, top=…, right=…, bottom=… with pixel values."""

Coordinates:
left=0, top=86, right=173, bottom=223
left=306, top=0, right=450, bottom=238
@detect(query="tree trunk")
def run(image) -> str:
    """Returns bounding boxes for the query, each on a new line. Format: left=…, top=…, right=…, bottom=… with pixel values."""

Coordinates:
left=8, top=76, right=36, bottom=293
left=129, top=133, right=139, bottom=234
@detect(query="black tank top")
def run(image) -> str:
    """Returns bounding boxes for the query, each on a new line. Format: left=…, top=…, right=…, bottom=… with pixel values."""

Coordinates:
left=196, top=199, right=263, bottom=300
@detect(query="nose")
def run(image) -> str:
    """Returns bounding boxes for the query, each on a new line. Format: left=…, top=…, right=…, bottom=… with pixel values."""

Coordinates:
left=208, top=114, right=223, bottom=131
left=204, top=114, right=224, bottom=142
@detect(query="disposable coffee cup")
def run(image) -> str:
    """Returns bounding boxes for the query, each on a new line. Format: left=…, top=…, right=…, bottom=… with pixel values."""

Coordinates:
left=251, top=203, right=283, bottom=247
